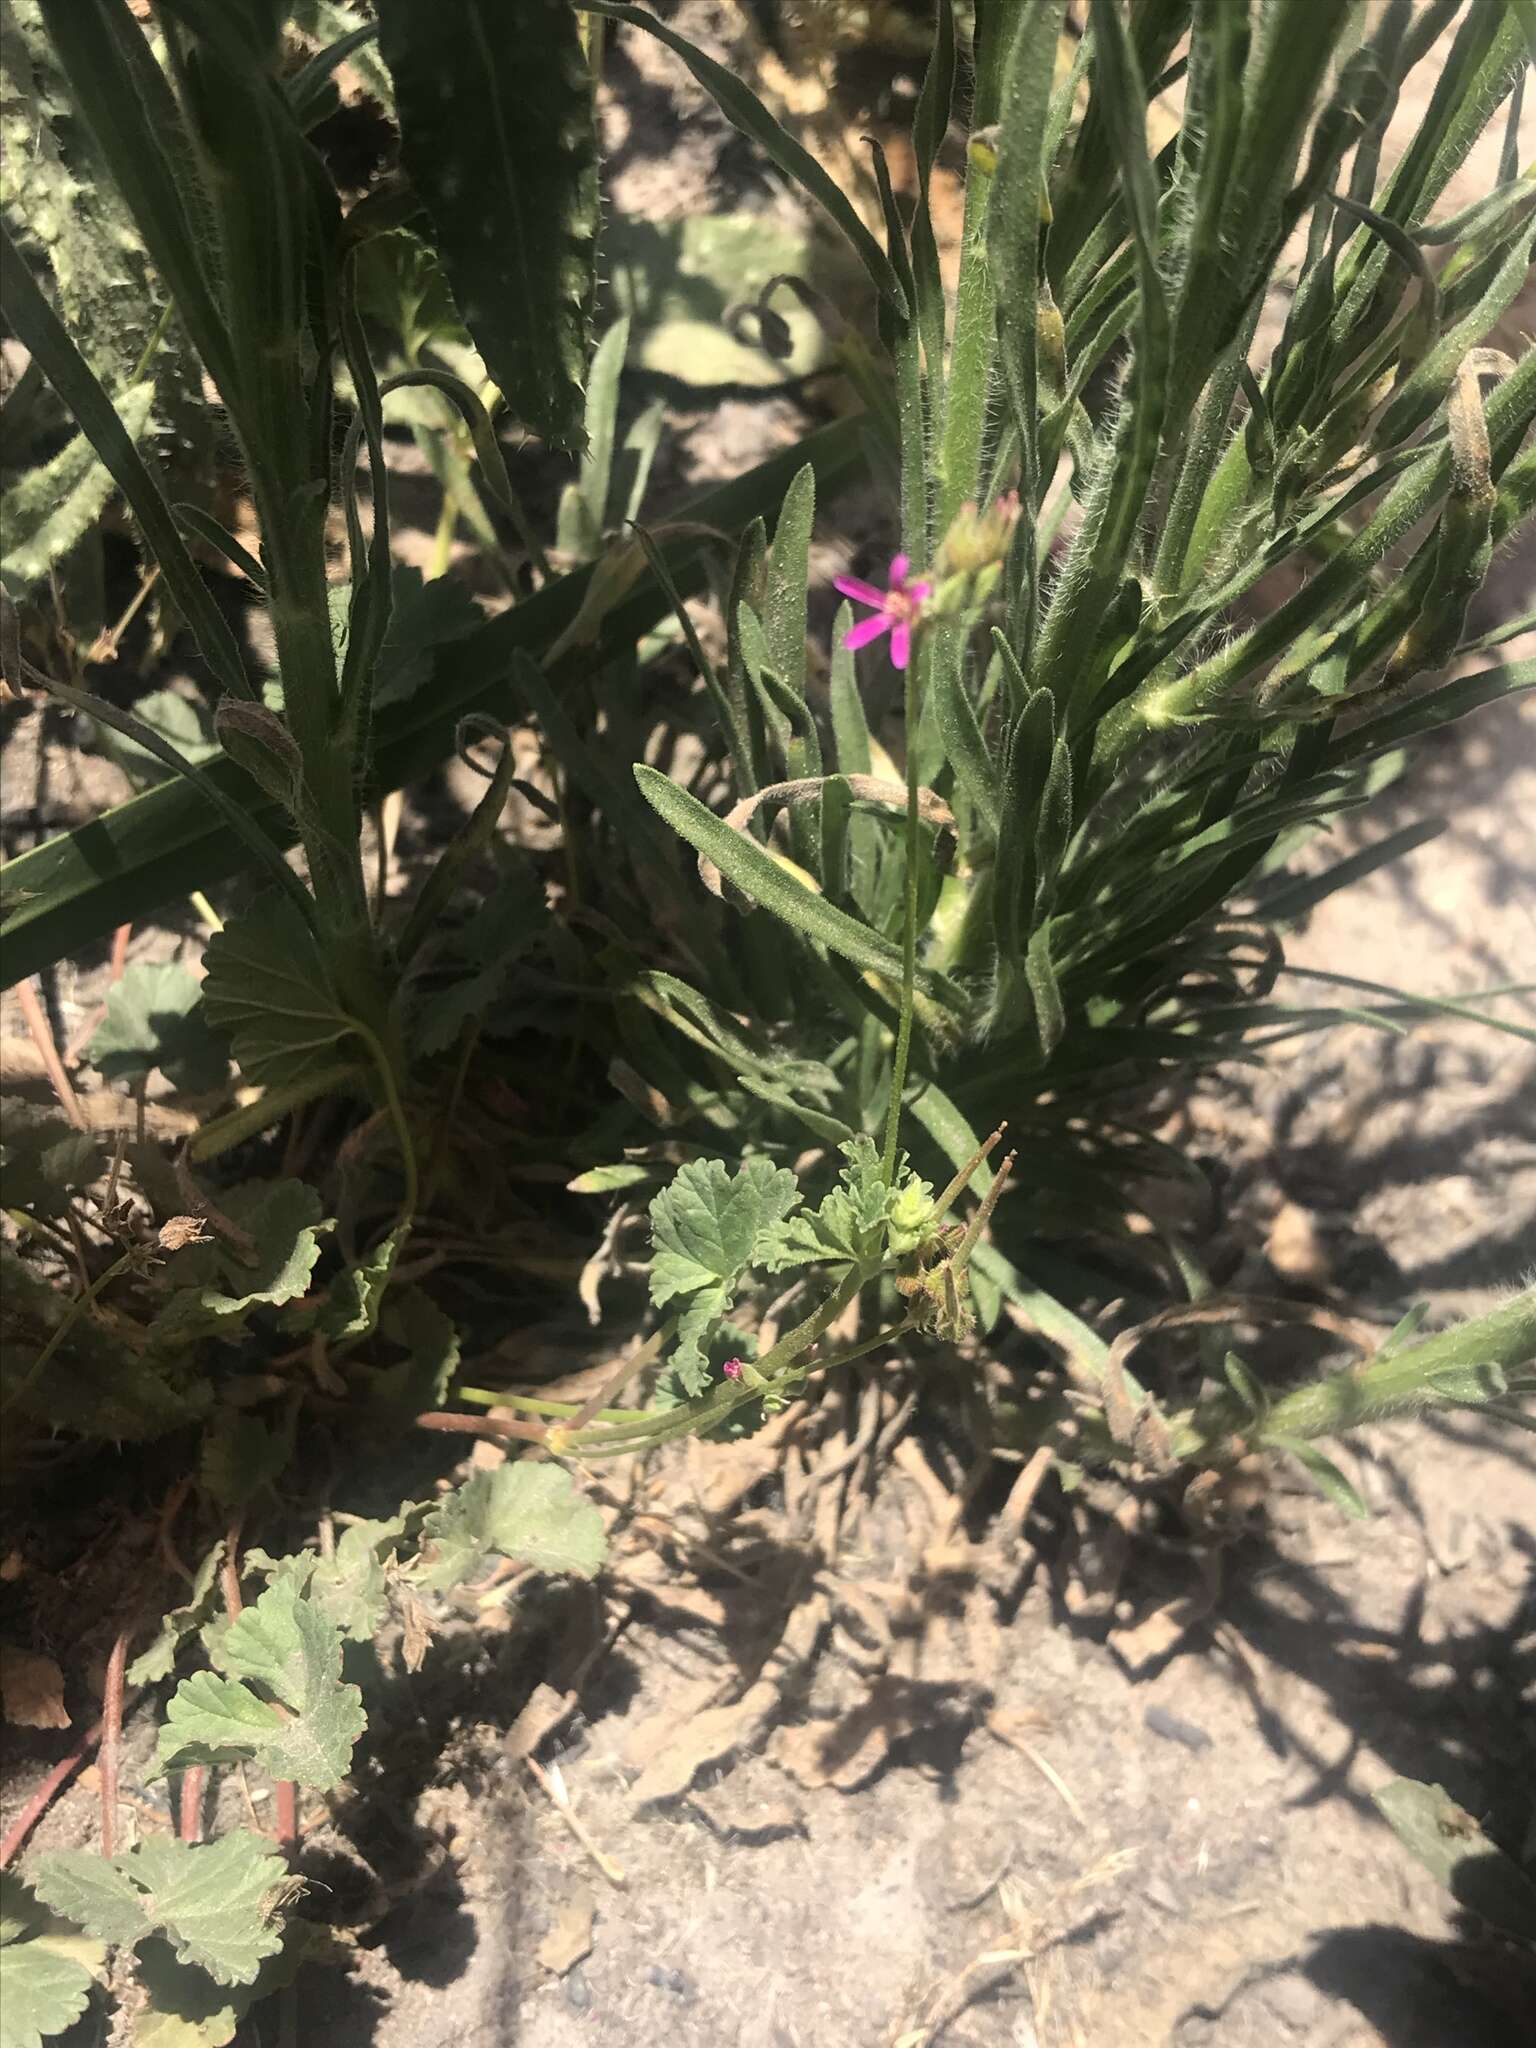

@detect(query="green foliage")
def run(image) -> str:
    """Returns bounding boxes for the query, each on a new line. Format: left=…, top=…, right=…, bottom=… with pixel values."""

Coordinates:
left=151, top=1180, right=326, bottom=1345
left=199, top=898, right=368, bottom=1094
left=0, top=1104, right=104, bottom=1220
left=1, top=1246, right=209, bottom=1441
left=90, top=961, right=229, bottom=1094
left=1, top=8, right=1533, bottom=2036
left=31, top=1835, right=286, bottom=1985
left=0, top=383, right=154, bottom=596
left=375, top=0, right=599, bottom=447
left=413, top=1461, right=606, bottom=1587
left=158, top=1574, right=365, bottom=1790
left=128, top=1541, right=226, bottom=1687
left=647, top=1157, right=801, bottom=1393
left=0, top=1873, right=103, bottom=2048
left=762, top=1136, right=932, bottom=1273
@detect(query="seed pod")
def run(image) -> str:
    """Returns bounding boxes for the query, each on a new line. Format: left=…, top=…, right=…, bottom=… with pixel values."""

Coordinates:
left=1387, top=357, right=1496, bottom=680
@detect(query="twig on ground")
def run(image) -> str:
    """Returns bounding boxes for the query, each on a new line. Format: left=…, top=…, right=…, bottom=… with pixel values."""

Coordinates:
left=98, top=1623, right=133, bottom=1856
left=525, top=1756, right=627, bottom=1888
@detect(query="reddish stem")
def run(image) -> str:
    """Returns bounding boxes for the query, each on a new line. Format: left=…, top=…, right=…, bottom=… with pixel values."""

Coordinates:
left=98, top=1626, right=132, bottom=1858
left=415, top=1409, right=548, bottom=1444
left=15, top=978, right=84, bottom=1128
left=178, top=1767, right=206, bottom=1843
left=274, top=1779, right=298, bottom=1855
left=0, top=1714, right=106, bottom=1868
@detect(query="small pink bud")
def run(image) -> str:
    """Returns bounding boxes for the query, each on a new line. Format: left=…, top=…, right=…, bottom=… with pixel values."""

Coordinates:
left=722, top=1357, right=745, bottom=1380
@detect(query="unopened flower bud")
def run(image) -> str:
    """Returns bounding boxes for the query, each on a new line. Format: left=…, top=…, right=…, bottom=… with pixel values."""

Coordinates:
left=935, top=492, right=1021, bottom=579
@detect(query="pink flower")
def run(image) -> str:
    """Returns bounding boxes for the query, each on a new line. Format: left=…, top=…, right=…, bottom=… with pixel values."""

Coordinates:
left=722, top=1357, right=745, bottom=1380
left=834, top=554, right=931, bottom=670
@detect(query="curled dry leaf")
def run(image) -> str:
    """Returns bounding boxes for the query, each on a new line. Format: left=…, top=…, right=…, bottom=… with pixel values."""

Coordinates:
left=157, top=1215, right=212, bottom=1253
left=0, top=1643, right=70, bottom=1728
left=698, top=774, right=955, bottom=900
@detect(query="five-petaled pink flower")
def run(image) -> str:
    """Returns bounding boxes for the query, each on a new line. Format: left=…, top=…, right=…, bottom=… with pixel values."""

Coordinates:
left=722, top=1356, right=745, bottom=1380
left=835, top=554, right=931, bottom=671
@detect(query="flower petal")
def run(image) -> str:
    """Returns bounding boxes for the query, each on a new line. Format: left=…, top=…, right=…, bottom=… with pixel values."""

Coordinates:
left=833, top=575, right=886, bottom=609
left=910, top=581, right=932, bottom=603
left=890, top=621, right=911, bottom=669
left=888, top=553, right=910, bottom=587
left=844, top=613, right=893, bottom=651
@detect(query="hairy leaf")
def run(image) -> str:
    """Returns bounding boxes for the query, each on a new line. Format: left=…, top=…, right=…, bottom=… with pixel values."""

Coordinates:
left=369, top=1288, right=460, bottom=1415
left=152, top=1179, right=325, bottom=1346
left=648, top=1156, right=801, bottom=1393
left=408, top=848, right=547, bottom=1055
left=200, top=895, right=365, bottom=1092
left=369, top=565, right=483, bottom=713
left=27, top=1855, right=147, bottom=1950
left=0, top=1937, right=96, bottom=2048
left=1272, top=1436, right=1370, bottom=1520
left=159, top=1576, right=364, bottom=1791
left=375, top=0, right=597, bottom=446
left=33, top=1834, right=284, bottom=1992
left=86, top=689, right=219, bottom=791
left=128, top=1540, right=227, bottom=1687
left=0, top=1103, right=103, bottom=1221
left=1, top=1248, right=205, bottom=1441
left=762, top=1136, right=928, bottom=1271
left=90, top=962, right=228, bottom=1094
left=196, top=1412, right=292, bottom=1512
left=413, top=1461, right=606, bottom=1590
left=0, top=386, right=154, bottom=596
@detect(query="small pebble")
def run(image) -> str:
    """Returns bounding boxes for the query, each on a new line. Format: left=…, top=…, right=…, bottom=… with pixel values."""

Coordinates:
left=645, top=1963, right=695, bottom=2003
left=564, top=1965, right=591, bottom=2013
left=1144, top=1704, right=1213, bottom=1752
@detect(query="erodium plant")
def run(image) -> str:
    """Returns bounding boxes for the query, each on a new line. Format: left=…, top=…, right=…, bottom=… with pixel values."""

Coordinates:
left=1, top=3, right=1535, bottom=2036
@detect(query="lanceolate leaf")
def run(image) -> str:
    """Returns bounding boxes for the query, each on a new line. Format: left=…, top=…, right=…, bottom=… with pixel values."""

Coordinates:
left=634, top=764, right=960, bottom=1004
left=580, top=2, right=906, bottom=318
left=0, top=222, right=248, bottom=704
left=375, top=0, right=598, bottom=446
left=1373, top=1778, right=1536, bottom=1941
left=0, top=385, right=154, bottom=596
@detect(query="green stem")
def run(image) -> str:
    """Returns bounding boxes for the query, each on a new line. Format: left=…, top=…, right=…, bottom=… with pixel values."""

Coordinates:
left=1178, top=1288, right=1536, bottom=1455
left=456, top=1386, right=652, bottom=1424
left=566, top=1263, right=877, bottom=1458
left=882, top=647, right=923, bottom=1182
left=190, top=1059, right=366, bottom=1161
